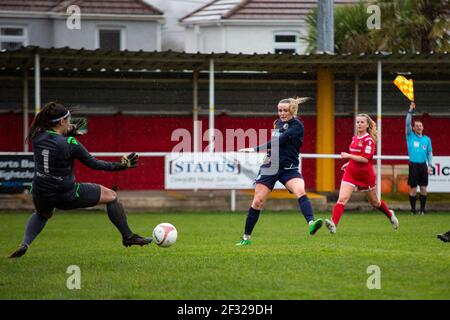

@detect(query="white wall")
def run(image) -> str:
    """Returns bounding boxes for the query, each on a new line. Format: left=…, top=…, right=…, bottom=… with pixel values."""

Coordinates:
left=197, top=25, right=224, bottom=53
left=0, top=17, right=53, bottom=48
left=184, top=27, right=198, bottom=52
left=229, top=25, right=309, bottom=54
left=184, top=23, right=310, bottom=54
left=53, top=19, right=160, bottom=51
left=144, top=0, right=209, bottom=51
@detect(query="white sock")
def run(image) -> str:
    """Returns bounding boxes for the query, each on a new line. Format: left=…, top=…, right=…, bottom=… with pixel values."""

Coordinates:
left=243, top=234, right=251, bottom=240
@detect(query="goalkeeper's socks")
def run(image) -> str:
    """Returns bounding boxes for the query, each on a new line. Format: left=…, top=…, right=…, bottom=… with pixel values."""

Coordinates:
left=22, top=212, right=48, bottom=246
left=244, top=207, right=260, bottom=236
left=107, top=198, right=134, bottom=239
left=409, top=195, right=417, bottom=213
left=298, top=195, right=314, bottom=223
left=331, top=203, right=345, bottom=225
left=376, top=200, right=393, bottom=218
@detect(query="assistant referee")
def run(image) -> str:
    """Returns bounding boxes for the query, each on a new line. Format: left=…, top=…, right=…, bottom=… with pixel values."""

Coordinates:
left=405, top=102, right=433, bottom=215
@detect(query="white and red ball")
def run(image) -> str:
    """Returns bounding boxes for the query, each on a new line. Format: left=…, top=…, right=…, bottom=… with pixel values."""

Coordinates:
left=152, top=223, right=177, bottom=247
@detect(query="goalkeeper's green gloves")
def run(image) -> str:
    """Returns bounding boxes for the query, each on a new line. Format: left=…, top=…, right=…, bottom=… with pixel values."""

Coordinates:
left=67, top=119, right=86, bottom=137
left=121, top=152, right=139, bottom=169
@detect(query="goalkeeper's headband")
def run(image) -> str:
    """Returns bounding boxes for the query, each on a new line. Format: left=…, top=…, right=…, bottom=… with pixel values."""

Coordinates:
left=50, top=110, right=70, bottom=123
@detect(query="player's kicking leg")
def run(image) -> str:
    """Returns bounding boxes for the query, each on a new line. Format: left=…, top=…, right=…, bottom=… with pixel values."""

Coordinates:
left=284, top=178, right=323, bottom=236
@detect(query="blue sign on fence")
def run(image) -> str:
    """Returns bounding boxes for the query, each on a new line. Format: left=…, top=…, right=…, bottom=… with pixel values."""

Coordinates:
left=0, top=155, right=34, bottom=194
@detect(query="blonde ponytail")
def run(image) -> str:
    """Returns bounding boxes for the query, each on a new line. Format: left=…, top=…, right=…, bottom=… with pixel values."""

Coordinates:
left=279, top=97, right=311, bottom=117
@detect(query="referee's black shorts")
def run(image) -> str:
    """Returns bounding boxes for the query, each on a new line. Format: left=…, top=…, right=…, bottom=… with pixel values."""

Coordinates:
left=408, top=162, right=429, bottom=188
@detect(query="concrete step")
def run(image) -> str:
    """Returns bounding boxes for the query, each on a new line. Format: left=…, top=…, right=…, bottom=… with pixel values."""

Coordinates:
left=1, top=191, right=448, bottom=213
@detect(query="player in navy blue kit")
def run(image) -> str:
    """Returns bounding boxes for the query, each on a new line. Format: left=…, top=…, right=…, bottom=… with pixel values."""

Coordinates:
left=236, top=97, right=323, bottom=246
left=9, top=102, right=152, bottom=258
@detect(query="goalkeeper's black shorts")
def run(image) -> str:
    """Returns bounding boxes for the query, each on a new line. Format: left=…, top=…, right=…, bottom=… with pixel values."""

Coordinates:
left=32, top=183, right=101, bottom=218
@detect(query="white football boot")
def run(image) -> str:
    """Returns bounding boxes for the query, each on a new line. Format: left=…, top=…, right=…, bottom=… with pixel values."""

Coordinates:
left=390, top=210, right=399, bottom=230
left=325, top=219, right=337, bottom=234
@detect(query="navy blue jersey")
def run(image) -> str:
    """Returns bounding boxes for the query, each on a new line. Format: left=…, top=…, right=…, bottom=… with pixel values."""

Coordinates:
left=32, top=130, right=123, bottom=198
left=256, top=117, right=304, bottom=169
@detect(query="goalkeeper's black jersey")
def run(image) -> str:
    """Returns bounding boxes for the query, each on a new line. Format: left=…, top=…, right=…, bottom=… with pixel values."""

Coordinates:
left=32, top=130, right=123, bottom=197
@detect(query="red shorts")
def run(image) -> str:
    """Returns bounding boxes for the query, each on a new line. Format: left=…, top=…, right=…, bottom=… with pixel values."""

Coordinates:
left=342, top=167, right=376, bottom=191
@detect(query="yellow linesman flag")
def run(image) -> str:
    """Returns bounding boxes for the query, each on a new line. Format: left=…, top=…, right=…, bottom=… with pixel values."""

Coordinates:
left=393, top=75, right=414, bottom=101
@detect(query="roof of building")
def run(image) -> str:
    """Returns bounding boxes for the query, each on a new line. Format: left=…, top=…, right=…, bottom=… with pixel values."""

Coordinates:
left=180, top=0, right=358, bottom=23
left=0, top=0, right=163, bottom=15
left=1, top=46, right=448, bottom=76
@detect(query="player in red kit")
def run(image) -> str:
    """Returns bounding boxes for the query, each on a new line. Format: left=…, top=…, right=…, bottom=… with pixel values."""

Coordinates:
left=325, top=114, right=399, bottom=234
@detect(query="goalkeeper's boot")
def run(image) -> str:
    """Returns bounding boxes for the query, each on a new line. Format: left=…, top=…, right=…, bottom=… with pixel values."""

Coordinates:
left=308, top=218, right=323, bottom=235
left=389, top=210, right=399, bottom=230
left=236, top=238, right=252, bottom=246
left=325, top=219, right=337, bottom=234
left=9, top=244, right=29, bottom=258
left=123, top=234, right=153, bottom=247
left=437, top=232, right=450, bottom=243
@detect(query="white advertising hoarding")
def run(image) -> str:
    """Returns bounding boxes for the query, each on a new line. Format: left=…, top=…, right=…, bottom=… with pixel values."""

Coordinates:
left=165, top=152, right=288, bottom=190
left=165, top=154, right=450, bottom=192
left=428, top=156, right=450, bottom=192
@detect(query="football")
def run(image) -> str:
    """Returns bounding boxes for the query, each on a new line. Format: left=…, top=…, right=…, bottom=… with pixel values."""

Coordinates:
left=152, top=223, right=177, bottom=247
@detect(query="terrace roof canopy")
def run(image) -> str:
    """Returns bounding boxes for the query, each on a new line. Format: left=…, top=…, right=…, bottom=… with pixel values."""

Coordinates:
left=1, top=46, right=449, bottom=75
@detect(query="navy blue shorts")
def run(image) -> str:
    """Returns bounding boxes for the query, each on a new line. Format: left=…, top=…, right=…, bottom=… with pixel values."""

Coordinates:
left=255, top=168, right=303, bottom=191
left=32, top=183, right=101, bottom=217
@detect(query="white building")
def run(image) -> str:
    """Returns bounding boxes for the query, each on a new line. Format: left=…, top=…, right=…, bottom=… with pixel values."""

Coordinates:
left=0, top=0, right=164, bottom=51
left=180, top=0, right=358, bottom=54
left=144, top=0, right=210, bottom=51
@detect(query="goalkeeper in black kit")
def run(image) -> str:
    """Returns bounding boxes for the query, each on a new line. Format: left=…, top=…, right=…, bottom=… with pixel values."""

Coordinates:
left=9, top=102, right=152, bottom=258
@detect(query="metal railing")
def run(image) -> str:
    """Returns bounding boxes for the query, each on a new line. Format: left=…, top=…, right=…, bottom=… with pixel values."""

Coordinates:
left=0, top=151, right=412, bottom=211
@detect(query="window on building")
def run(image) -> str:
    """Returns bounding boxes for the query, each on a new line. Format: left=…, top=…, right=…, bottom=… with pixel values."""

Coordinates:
left=0, top=26, right=27, bottom=50
left=273, top=32, right=300, bottom=54
left=98, top=29, right=123, bottom=51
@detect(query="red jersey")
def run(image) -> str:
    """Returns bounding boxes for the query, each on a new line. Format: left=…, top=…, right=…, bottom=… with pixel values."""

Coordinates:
left=342, top=133, right=376, bottom=190
left=347, top=133, right=375, bottom=170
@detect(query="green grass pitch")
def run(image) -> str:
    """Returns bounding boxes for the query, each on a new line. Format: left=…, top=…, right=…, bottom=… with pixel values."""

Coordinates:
left=1, top=211, right=449, bottom=300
